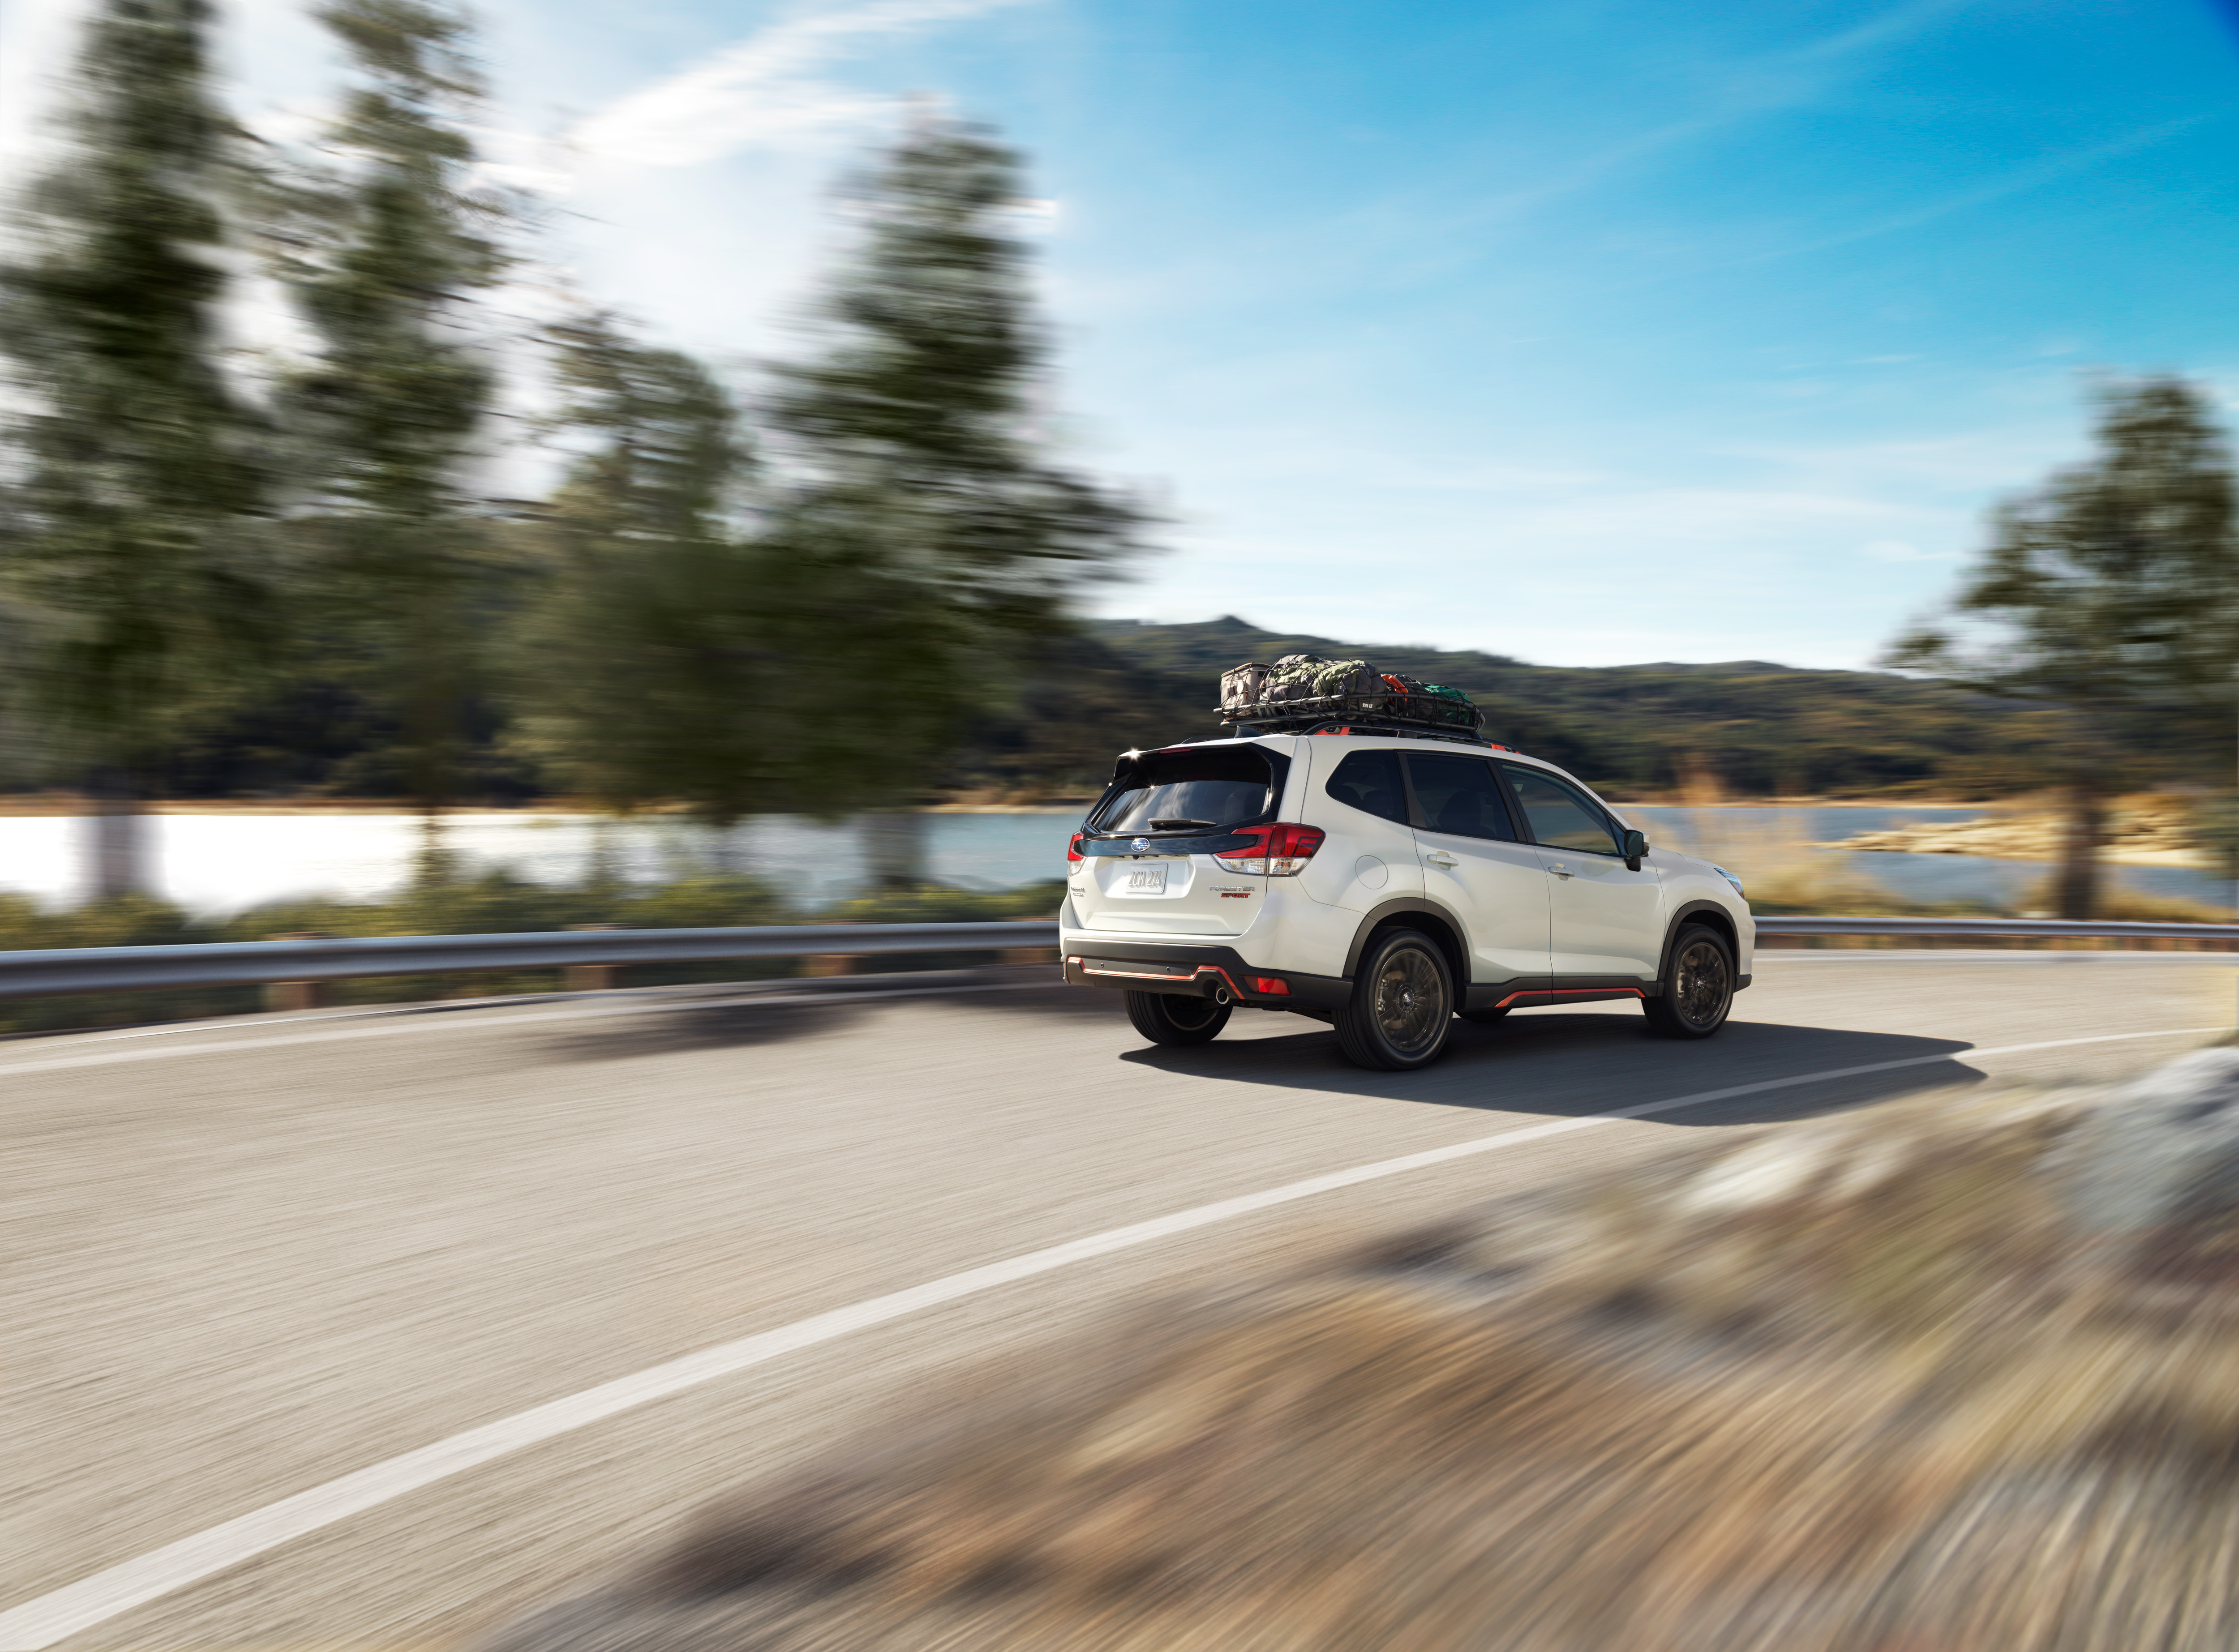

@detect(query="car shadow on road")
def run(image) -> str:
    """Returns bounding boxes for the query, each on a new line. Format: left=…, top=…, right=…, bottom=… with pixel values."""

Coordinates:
left=535, top=972, right=1113, bottom=1062
left=1119, top=1009, right=1989, bottom=1128
left=540, top=1000, right=887, bottom=1061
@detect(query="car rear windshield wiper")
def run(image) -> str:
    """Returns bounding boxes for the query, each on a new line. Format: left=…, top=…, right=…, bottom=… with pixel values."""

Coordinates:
left=1147, top=817, right=1215, bottom=830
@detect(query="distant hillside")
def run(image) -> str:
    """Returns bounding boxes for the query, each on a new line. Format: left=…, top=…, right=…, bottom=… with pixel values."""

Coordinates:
left=952, top=616, right=2214, bottom=801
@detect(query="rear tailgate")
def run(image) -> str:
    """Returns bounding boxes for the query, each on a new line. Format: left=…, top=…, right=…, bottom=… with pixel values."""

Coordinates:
left=1073, top=741, right=1290, bottom=937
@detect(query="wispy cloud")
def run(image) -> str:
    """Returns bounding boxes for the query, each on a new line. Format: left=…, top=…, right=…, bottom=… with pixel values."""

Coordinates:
left=568, top=0, right=1037, bottom=171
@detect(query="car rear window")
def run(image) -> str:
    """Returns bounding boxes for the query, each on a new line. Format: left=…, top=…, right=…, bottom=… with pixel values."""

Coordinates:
left=1096, top=746, right=1275, bottom=834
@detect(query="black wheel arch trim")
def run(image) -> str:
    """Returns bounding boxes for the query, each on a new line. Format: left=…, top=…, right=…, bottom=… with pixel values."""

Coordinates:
left=1342, top=897, right=1476, bottom=984
left=1660, top=902, right=1746, bottom=992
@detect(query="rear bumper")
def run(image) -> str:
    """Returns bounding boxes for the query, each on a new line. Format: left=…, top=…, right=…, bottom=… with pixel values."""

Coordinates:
left=1061, top=942, right=1351, bottom=1011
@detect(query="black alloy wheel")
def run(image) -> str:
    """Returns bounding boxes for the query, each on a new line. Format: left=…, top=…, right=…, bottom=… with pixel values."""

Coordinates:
left=1643, top=924, right=1735, bottom=1039
left=1125, top=989, right=1233, bottom=1046
left=1337, top=929, right=1455, bottom=1070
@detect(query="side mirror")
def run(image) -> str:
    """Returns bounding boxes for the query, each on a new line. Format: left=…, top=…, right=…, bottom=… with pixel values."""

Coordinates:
left=1621, top=828, right=1648, bottom=870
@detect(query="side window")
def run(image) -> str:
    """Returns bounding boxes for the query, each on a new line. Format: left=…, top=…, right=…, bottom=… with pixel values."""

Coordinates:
left=1402, top=754, right=1517, bottom=841
left=1501, top=766, right=1620, bottom=855
left=1324, top=749, right=1406, bottom=823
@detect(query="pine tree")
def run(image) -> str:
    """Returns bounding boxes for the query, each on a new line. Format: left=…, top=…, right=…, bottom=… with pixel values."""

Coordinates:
left=507, top=312, right=768, bottom=822
left=0, top=0, right=270, bottom=897
left=765, top=116, right=1147, bottom=835
left=274, top=0, right=507, bottom=879
left=1888, top=378, right=2239, bottom=918
left=516, top=123, right=1146, bottom=858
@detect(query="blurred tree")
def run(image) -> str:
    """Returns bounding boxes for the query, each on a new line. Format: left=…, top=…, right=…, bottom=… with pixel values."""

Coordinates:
left=506, top=313, right=767, bottom=824
left=515, top=124, right=1148, bottom=878
left=0, top=0, right=272, bottom=897
left=271, top=0, right=507, bottom=880
left=512, top=314, right=978, bottom=842
left=764, top=116, right=1149, bottom=876
left=1887, top=378, right=2239, bottom=918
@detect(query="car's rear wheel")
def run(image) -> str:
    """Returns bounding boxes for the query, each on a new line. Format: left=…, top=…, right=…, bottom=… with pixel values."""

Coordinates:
left=1125, top=989, right=1231, bottom=1046
left=1643, top=924, right=1735, bottom=1039
left=1337, top=929, right=1454, bottom=1070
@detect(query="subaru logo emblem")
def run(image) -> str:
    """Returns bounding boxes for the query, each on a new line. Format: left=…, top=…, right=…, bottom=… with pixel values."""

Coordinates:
left=1131, top=838, right=1150, bottom=853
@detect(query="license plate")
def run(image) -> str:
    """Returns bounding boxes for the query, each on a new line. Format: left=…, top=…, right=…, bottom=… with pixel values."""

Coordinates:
left=1121, top=864, right=1169, bottom=894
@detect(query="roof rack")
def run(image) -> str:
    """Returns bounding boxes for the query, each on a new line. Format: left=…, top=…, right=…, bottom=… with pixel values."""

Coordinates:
left=1215, top=691, right=1486, bottom=739
left=1219, top=719, right=1508, bottom=750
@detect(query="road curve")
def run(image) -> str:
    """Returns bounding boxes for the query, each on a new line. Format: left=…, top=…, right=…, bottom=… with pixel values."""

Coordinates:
left=3, top=951, right=2232, bottom=1650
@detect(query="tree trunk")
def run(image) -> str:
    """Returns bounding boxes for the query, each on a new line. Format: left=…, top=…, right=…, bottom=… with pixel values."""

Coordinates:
left=2054, top=783, right=2105, bottom=921
left=85, top=766, right=148, bottom=902
left=413, top=802, right=454, bottom=887
left=863, top=810, right=929, bottom=890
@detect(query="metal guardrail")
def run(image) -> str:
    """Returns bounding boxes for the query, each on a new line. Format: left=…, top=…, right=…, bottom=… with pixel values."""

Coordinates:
left=1753, top=916, right=2239, bottom=942
left=0, top=915, right=2232, bottom=1003
left=0, top=921, right=1065, bottom=1001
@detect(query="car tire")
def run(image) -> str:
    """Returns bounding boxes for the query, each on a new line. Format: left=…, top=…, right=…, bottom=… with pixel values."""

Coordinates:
left=1125, top=989, right=1232, bottom=1046
left=1459, top=1007, right=1510, bottom=1025
left=1337, top=929, right=1455, bottom=1070
left=1643, top=924, right=1736, bottom=1039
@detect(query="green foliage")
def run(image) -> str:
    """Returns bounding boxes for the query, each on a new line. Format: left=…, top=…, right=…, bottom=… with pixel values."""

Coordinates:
left=508, top=313, right=763, bottom=817
left=1884, top=378, right=2239, bottom=916
left=269, top=0, right=510, bottom=843
left=0, top=0, right=273, bottom=798
left=763, top=118, right=1150, bottom=803
left=514, top=124, right=1149, bottom=826
left=824, top=878, right=1063, bottom=924
left=1888, top=379, right=2239, bottom=714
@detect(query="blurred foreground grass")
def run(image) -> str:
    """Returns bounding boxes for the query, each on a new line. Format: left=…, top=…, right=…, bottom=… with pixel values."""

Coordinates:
left=0, top=875, right=1066, bottom=1036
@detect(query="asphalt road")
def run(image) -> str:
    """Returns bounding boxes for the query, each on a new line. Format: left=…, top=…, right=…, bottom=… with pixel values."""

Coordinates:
left=3, top=950, right=2234, bottom=1650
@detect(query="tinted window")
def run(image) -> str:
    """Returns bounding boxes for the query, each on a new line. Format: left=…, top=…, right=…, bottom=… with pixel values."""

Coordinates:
left=1096, top=746, right=1274, bottom=833
left=1324, top=749, right=1406, bottom=823
left=1502, top=766, right=1620, bottom=854
left=1403, top=754, right=1515, bottom=840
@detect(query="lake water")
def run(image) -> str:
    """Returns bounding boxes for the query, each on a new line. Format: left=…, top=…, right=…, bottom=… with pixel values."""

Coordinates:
left=0, top=805, right=2227, bottom=916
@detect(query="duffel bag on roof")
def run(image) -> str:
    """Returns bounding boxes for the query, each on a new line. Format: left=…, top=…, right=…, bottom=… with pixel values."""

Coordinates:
left=1220, top=662, right=1272, bottom=716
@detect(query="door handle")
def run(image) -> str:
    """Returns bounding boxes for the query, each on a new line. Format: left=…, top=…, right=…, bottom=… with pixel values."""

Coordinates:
left=1546, top=863, right=1573, bottom=879
left=1424, top=852, right=1458, bottom=868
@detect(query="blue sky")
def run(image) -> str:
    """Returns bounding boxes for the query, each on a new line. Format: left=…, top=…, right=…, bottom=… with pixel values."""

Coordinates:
left=5, top=0, right=2237, bottom=667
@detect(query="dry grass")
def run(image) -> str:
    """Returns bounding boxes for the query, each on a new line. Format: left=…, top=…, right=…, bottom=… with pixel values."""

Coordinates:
left=487, top=1054, right=2239, bottom=1652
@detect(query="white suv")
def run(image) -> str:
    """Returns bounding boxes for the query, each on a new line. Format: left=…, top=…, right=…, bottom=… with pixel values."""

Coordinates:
left=1059, top=728, right=1754, bottom=1070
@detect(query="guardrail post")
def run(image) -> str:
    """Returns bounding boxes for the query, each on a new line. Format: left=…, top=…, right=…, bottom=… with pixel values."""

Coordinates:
left=264, top=932, right=329, bottom=1013
left=566, top=924, right=622, bottom=992
left=1004, top=915, right=1056, bottom=967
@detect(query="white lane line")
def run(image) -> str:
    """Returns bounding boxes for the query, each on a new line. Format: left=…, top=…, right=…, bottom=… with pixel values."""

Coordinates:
left=0, top=982, right=1056, bottom=1080
left=0, top=1021, right=2218, bottom=1650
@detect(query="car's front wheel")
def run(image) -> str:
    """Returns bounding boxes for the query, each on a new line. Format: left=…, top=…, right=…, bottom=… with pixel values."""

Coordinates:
left=1337, top=929, right=1454, bottom=1070
left=1125, top=989, right=1231, bottom=1046
left=1643, top=924, right=1735, bottom=1039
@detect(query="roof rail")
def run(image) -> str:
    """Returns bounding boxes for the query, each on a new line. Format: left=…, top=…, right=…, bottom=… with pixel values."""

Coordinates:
left=1216, top=719, right=1516, bottom=752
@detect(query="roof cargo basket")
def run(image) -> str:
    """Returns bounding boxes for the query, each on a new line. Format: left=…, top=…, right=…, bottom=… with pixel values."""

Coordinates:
left=1218, top=690, right=1486, bottom=737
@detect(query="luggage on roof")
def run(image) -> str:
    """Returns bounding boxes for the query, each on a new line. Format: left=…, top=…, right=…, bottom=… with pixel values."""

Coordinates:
left=1216, top=655, right=1485, bottom=734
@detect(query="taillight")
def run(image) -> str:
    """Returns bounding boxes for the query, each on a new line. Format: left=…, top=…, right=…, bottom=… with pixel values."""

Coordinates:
left=1214, top=823, right=1325, bottom=876
left=1067, top=830, right=1085, bottom=866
